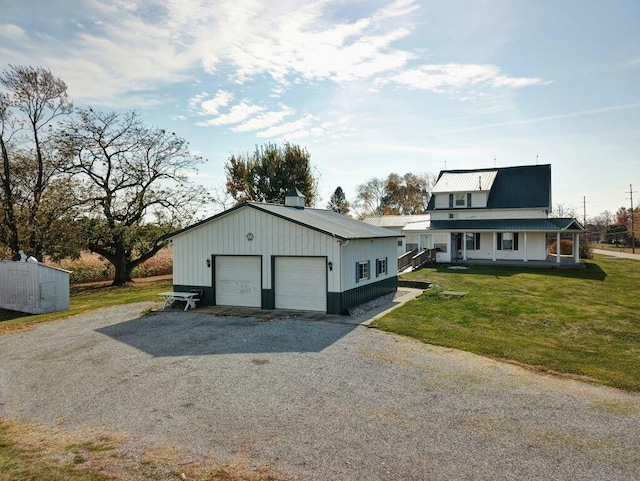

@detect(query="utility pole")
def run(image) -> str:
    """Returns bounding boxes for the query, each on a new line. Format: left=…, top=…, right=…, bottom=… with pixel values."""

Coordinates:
left=582, top=196, right=587, bottom=227
left=633, top=186, right=636, bottom=254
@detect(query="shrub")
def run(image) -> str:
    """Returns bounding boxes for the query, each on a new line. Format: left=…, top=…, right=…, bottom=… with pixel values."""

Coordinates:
left=548, top=239, right=593, bottom=259
left=548, top=239, right=573, bottom=255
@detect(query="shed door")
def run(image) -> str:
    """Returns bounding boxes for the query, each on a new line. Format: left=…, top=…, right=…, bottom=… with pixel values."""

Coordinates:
left=215, top=256, right=261, bottom=308
left=275, top=257, right=326, bottom=312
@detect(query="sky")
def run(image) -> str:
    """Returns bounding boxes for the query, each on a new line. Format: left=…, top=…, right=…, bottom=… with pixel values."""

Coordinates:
left=1, top=0, right=639, bottom=220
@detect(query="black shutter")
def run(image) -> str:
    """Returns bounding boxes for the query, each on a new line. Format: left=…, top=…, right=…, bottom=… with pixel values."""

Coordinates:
left=467, top=193, right=472, bottom=207
left=367, top=261, right=370, bottom=279
left=355, top=262, right=359, bottom=283
left=449, top=194, right=453, bottom=208
left=497, top=233, right=502, bottom=250
left=375, top=259, right=379, bottom=277
left=475, top=233, right=480, bottom=249
left=514, top=233, right=519, bottom=250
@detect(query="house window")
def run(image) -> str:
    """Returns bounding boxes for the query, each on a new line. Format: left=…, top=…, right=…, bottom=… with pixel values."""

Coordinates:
left=455, top=193, right=466, bottom=207
left=356, top=261, right=370, bottom=282
left=397, top=239, right=403, bottom=247
left=433, top=233, right=448, bottom=253
left=497, top=232, right=519, bottom=251
left=465, top=233, right=481, bottom=250
left=376, top=258, right=387, bottom=277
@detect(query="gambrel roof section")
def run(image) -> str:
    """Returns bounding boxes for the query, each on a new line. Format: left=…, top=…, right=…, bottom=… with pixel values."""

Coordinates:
left=428, top=164, right=552, bottom=210
left=163, top=202, right=399, bottom=241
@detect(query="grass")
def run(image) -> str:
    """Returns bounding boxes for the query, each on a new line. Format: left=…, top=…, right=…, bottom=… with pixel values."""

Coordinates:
left=374, top=256, right=640, bottom=391
left=0, top=418, right=286, bottom=480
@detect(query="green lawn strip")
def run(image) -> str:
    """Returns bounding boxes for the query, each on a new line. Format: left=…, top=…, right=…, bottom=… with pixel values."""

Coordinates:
left=374, top=257, right=640, bottom=391
left=0, top=279, right=172, bottom=336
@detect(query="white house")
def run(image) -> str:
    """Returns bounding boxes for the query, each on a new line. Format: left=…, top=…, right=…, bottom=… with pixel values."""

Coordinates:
left=421, top=164, right=584, bottom=265
left=362, top=214, right=429, bottom=255
left=164, top=189, right=399, bottom=314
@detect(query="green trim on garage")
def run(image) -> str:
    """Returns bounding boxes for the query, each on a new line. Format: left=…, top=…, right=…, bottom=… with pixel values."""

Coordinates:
left=173, top=285, right=214, bottom=305
left=327, top=276, right=398, bottom=315
left=262, top=289, right=274, bottom=309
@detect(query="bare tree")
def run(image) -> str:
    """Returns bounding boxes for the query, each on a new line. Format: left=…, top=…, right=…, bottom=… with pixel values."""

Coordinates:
left=551, top=203, right=577, bottom=218
left=61, top=108, right=209, bottom=285
left=352, top=177, right=386, bottom=218
left=0, top=65, right=76, bottom=259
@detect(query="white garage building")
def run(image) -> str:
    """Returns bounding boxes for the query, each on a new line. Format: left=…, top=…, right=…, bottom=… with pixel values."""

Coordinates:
left=164, top=190, right=399, bottom=314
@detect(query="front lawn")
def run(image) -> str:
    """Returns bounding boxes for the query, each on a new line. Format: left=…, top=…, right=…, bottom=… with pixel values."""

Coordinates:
left=374, top=256, right=640, bottom=391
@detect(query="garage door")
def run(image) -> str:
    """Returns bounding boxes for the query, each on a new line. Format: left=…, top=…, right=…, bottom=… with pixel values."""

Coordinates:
left=275, top=257, right=326, bottom=312
left=215, top=256, right=261, bottom=308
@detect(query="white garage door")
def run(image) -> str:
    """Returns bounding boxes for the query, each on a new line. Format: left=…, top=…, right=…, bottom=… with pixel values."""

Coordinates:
left=275, top=257, right=326, bottom=312
left=215, top=256, right=261, bottom=308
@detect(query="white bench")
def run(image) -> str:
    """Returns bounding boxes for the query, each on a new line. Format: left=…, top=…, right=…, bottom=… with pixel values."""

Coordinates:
left=158, top=292, right=199, bottom=311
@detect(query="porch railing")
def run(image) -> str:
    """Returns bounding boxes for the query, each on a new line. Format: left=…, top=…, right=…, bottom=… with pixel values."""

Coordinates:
left=411, top=249, right=437, bottom=269
left=398, top=249, right=417, bottom=270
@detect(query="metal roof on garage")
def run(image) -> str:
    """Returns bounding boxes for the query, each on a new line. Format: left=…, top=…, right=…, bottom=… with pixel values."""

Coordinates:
left=429, top=218, right=584, bottom=232
left=164, top=202, right=399, bottom=241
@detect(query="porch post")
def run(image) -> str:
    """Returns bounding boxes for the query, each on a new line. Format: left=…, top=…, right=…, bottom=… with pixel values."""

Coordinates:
left=574, top=232, right=580, bottom=263
left=523, top=232, right=528, bottom=262
left=492, top=232, right=497, bottom=261
left=556, top=232, right=561, bottom=264
left=463, top=232, right=467, bottom=260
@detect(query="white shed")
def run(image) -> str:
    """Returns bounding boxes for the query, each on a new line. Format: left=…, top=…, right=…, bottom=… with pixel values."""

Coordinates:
left=164, top=190, right=399, bottom=314
left=0, top=261, right=70, bottom=314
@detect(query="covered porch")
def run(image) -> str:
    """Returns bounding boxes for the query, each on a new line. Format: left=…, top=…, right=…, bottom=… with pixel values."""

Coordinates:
left=425, top=218, right=585, bottom=267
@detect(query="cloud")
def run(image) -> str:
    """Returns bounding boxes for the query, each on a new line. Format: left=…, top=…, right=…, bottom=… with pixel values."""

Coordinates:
left=231, top=105, right=295, bottom=132
left=379, top=63, right=547, bottom=96
left=200, top=90, right=234, bottom=116
left=196, top=99, right=264, bottom=127
left=434, top=102, right=640, bottom=134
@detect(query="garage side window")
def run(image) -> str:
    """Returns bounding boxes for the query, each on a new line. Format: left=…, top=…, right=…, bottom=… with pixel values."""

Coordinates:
left=376, top=258, right=387, bottom=277
left=356, top=261, right=370, bottom=282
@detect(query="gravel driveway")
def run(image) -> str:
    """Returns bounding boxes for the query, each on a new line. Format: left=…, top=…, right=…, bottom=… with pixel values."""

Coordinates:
left=1, top=303, right=639, bottom=480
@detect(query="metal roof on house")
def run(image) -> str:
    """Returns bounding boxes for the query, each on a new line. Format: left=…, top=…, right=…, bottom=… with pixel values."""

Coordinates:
left=431, top=170, right=497, bottom=193
left=362, top=214, right=430, bottom=229
left=429, top=218, right=584, bottom=232
left=402, top=218, right=431, bottom=231
left=164, top=202, right=399, bottom=241
left=427, top=164, right=552, bottom=210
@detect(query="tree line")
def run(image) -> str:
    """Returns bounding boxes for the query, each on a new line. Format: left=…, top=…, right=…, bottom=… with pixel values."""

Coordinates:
left=0, top=65, right=208, bottom=285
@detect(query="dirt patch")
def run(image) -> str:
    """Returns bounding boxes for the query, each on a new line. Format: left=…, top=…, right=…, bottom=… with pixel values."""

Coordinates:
left=0, top=417, right=289, bottom=481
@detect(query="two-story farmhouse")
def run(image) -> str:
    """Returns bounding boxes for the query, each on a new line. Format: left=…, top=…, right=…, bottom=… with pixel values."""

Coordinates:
left=423, top=164, right=584, bottom=266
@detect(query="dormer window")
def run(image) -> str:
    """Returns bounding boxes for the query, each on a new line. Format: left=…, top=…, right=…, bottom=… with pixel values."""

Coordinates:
left=455, top=194, right=466, bottom=207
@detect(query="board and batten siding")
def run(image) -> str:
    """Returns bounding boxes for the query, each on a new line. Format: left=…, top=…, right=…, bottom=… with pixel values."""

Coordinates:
left=171, top=206, right=341, bottom=292
left=340, top=237, right=398, bottom=292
